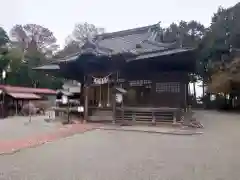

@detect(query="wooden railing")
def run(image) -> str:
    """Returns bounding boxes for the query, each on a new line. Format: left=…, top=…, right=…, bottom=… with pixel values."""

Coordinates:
left=116, top=107, right=181, bottom=123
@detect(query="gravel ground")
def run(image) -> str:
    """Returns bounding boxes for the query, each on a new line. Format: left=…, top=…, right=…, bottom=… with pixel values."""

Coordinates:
left=0, top=116, right=60, bottom=140
left=0, top=110, right=240, bottom=180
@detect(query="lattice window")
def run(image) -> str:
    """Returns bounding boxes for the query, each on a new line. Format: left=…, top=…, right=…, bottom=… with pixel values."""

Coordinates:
left=156, top=82, right=180, bottom=93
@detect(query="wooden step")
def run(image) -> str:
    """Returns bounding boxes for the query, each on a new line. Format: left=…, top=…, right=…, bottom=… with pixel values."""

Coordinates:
left=116, top=110, right=176, bottom=123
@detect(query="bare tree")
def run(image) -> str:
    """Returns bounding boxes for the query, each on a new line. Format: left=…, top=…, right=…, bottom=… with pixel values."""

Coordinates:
left=68, top=22, right=105, bottom=46
left=55, top=22, right=105, bottom=58
left=10, top=24, right=59, bottom=56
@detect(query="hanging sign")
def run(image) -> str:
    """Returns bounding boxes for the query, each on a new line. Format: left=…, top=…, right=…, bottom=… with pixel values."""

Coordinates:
left=116, top=93, right=123, bottom=104
left=129, top=80, right=152, bottom=87
left=93, top=76, right=109, bottom=85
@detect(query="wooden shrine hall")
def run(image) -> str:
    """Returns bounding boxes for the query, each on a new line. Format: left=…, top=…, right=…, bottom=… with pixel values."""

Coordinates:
left=34, top=23, right=196, bottom=124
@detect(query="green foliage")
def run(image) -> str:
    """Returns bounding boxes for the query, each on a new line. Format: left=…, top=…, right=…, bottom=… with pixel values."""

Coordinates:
left=205, top=3, right=240, bottom=93
left=0, top=27, right=9, bottom=47
left=0, top=27, right=10, bottom=73
left=0, top=24, right=63, bottom=89
left=163, top=20, right=205, bottom=48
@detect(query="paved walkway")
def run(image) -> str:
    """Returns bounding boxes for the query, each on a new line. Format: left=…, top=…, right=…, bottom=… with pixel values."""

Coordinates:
left=0, top=116, right=100, bottom=154
left=0, top=115, right=203, bottom=155
left=0, top=116, right=61, bottom=141
left=1, top=110, right=240, bottom=179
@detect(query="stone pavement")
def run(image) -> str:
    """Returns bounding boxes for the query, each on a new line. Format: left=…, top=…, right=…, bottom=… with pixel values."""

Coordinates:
left=1, top=110, right=240, bottom=179
left=0, top=116, right=100, bottom=155
left=0, top=116, right=61, bottom=141
left=99, top=124, right=203, bottom=135
left=0, top=115, right=203, bottom=155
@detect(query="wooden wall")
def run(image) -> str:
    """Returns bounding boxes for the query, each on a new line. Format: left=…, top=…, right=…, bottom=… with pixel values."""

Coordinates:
left=119, top=72, right=188, bottom=108
left=87, top=71, right=189, bottom=108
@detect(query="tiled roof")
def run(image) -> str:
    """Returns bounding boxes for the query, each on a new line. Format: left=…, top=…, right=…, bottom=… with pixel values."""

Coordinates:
left=39, top=23, right=195, bottom=67
left=93, top=23, right=171, bottom=55
left=51, top=23, right=178, bottom=63
left=0, top=85, right=56, bottom=95
left=7, top=92, right=41, bottom=99
left=96, top=32, right=153, bottom=54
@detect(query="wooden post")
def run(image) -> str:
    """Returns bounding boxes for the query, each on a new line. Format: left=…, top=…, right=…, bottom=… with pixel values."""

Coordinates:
left=84, top=85, right=89, bottom=123
left=185, top=82, right=188, bottom=112
left=83, top=76, right=90, bottom=123
left=152, top=112, right=156, bottom=125
left=29, top=100, right=32, bottom=123
left=112, top=72, right=117, bottom=124
left=15, top=100, right=18, bottom=115
left=121, top=107, right=124, bottom=122
left=112, top=92, right=116, bottom=124
left=173, top=112, right=177, bottom=124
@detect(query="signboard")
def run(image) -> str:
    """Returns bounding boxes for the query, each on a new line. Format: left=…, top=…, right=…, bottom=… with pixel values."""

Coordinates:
left=45, top=110, right=55, bottom=120
left=93, top=76, right=109, bottom=85
left=129, top=80, right=152, bottom=87
left=116, top=93, right=123, bottom=104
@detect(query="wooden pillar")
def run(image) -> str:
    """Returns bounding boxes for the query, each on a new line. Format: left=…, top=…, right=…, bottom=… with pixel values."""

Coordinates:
left=152, top=112, right=156, bottom=125
left=84, top=76, right=90, bottom=123
left=173, top=112, right=177, bottom=124
left=112, top=72, right=117, bottom=124
left=15, top=100, right=18, bottom=115
left=112, top=91, right=116, bottom=124
left=84, top=86, right=89, bottom=123
left=185, top=82, right=188, bottom=112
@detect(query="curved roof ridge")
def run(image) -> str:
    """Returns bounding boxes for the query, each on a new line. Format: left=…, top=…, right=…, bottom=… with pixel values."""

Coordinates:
left=95, top=23, right=160, bottom=40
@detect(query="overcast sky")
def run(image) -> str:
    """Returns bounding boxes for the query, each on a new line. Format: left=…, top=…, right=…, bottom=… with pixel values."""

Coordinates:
left=1, top=0, right=239, bottom=47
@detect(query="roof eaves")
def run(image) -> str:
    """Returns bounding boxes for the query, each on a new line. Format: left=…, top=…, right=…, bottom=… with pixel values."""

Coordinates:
left=33, top=64, right=60, bottom=70
left=95, top=23, right=160, bottom=40
left=143, top=40, right=177, bottom=48
left=50, top=52, right=81, bottom=64
left=130, top=48, right=195, bottom=61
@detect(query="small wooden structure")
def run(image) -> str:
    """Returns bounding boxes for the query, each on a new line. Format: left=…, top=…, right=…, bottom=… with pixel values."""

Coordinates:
left=0, top=85, right=56, bottom=117
left=34, top=23, right=196, bottom=124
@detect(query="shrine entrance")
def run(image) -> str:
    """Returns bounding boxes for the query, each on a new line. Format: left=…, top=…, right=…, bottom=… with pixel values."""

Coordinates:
left=88, top=74, right=112, bottom=108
